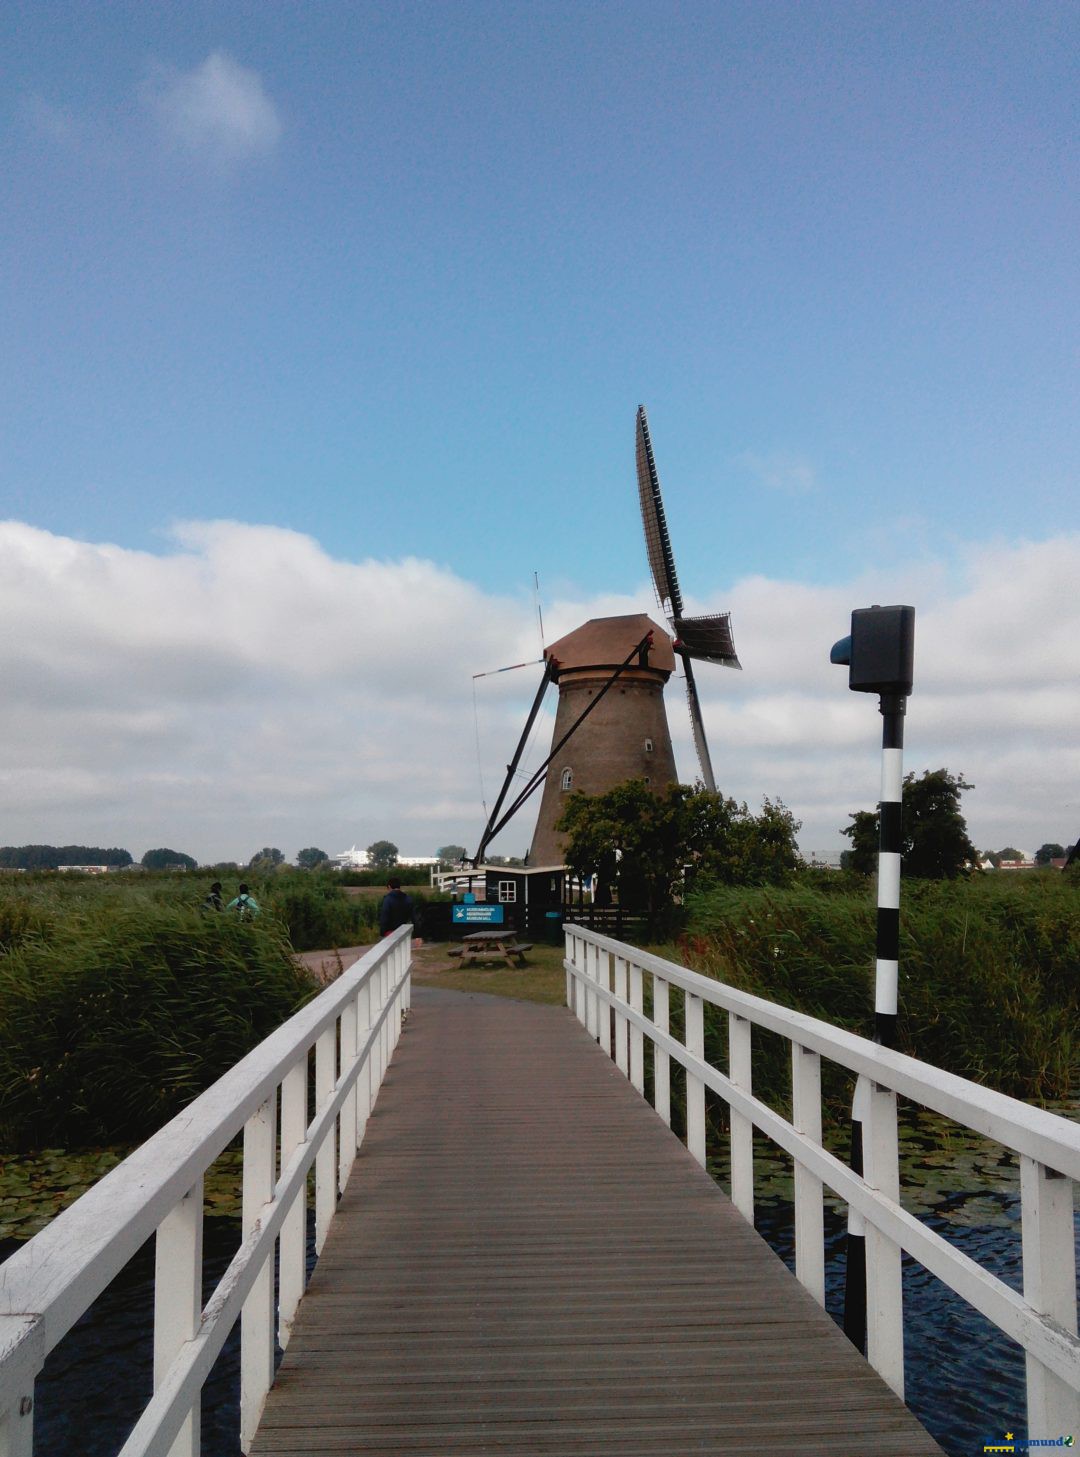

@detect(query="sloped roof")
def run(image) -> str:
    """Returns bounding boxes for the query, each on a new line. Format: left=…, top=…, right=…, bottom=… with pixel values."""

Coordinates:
left=544, top=614, right=675, bottom=675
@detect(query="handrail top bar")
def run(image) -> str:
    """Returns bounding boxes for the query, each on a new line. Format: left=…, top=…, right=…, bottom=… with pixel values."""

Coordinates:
left=564, top=924, right=1080, bottom=1180
left=0, top=928, right=410, bottom=1351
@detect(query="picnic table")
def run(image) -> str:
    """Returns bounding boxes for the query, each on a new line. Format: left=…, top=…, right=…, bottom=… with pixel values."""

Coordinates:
left=448, top=929, right=534, bottom=968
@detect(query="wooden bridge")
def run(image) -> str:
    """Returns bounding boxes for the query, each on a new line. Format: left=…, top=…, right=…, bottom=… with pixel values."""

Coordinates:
left=252, top=984, right=939, bottom=1455
left=2, top=927, right=1079, bottom=1456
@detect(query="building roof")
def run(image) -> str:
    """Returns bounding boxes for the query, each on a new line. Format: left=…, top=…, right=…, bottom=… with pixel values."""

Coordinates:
left=544, top=614, right=675, bottom=676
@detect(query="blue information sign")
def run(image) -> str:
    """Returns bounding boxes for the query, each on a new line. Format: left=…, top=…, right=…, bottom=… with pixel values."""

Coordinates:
left=452, top=903, right=505, bottom=925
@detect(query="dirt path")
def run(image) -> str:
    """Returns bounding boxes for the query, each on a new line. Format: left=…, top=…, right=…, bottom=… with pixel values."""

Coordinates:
left=297, top=939, right=470, bottom=986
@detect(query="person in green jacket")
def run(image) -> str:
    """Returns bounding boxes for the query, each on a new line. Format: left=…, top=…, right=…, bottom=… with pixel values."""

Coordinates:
left=227, top=883, right=260, bottom=920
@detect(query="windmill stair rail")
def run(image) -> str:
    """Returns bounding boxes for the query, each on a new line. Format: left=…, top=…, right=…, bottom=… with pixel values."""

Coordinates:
left=564, top=924, right=1080, bottom=1435
left=0, top=926, right=412, bottom=1457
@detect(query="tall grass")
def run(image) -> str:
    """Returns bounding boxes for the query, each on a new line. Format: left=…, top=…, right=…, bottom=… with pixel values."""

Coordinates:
left=0, top=899, right=315, bottom=1150
left=678, top=873, right=1080, bottom=1108
left=0, top=869, right=445, bottom=1151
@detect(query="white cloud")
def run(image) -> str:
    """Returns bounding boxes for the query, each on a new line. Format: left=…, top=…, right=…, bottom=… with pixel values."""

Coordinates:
left=142, top=52, right=281, bottom=167
left=0, top=521, right=1077, bottom=865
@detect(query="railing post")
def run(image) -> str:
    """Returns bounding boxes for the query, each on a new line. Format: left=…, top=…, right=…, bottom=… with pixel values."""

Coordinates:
left=379, top=961, right=390, bottom=1081
left=629, top=960, right=644, bottom=1095
left=685, top=991, right=705, bottom=1166
left=863, top=1079, right=904, bottom=1399
left=1021, top=1156, right=1080, bottom=1434
left=356, top=978, right=372, bottom=1145
left=0, top=1381, right=38, bottom=1457
left=584, top=939, right=598, bottom=1041
left=596, top=947, right=611, bottom=1056
left=154, top=1178, right=204, bottom=1457
left=728, top=1013, right=753, bottom=1222
left=241, top=1094, right=276, bottom=1453
left=564, top=929, right=574, bottom=1011
left=392, top=940, right=404, bottom=1048
left=791, top=1044, right=825, bottom=1307
left=278, top=1058, right=307, bottom=1349
left=339, top=997, right=358, bottom=1195
left=314, top=1026, right=336, bottom=1254
left=613, top=955, right=629, bottom=1077
left=653, top=975, right=670, bottom=1126
left=403, top=933, right=412, bottom=1016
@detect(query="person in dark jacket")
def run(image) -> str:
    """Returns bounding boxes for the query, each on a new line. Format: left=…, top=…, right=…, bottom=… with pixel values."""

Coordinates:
left=378, top=878, right=414, bottom=937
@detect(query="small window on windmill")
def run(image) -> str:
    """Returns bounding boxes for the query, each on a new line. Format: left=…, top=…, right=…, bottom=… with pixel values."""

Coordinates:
left=643, top=776, right=651, bottom=785
left=644, top=738, right=654, bottom=753
left=560, top=767, right=573, bottom=791
left=498, top=880, right=517, bottom=903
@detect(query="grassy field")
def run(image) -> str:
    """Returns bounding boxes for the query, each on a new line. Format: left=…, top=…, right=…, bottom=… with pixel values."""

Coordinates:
left=409, top=940, right=569, bottom=1004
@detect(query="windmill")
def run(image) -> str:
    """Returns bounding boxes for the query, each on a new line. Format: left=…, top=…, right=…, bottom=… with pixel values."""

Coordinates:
left=468, top=407, right=740, bottom=867
left=635, top=404, right=741, bottom=792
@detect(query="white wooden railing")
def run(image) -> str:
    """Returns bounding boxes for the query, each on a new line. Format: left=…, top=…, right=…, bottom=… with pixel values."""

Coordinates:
left=0, top=927, right=412, bottom=1457
left=564, top=924, right=1080, bottom=1434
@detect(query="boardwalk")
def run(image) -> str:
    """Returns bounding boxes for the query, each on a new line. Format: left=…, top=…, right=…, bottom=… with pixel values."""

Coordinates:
left=251, top=986, right=944, bottom=1456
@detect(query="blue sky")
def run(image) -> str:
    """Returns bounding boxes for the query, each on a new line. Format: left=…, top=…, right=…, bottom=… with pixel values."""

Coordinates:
left=1, top=2, right=1077, bottom=861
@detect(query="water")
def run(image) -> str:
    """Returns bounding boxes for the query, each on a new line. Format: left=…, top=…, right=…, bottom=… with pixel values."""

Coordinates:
left=1, top=1220, right=245, bottom=1457
left=753, top=1193, right=1035, bottom=1455
left=5, top=1163, right=1076, bottom=1455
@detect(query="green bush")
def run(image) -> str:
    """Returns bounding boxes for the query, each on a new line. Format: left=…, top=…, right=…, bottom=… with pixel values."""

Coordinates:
left=0, top=902, right=315, bottom=1150
left=0, top=870, right=450, bottom=1150
left=677, top=875, right=1080, bottom=1106
left=259, top=876, right=376, bottom=949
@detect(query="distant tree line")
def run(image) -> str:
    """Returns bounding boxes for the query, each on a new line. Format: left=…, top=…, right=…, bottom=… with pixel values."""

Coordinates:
left=141, top=848, right=197, bottom=871
left=0, top=844, right=134, bottom=870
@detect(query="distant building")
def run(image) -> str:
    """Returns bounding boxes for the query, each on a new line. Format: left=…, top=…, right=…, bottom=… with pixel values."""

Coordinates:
left=804, top=850, right=843, bottom=870
left=330, top=846, right=439, bottom=870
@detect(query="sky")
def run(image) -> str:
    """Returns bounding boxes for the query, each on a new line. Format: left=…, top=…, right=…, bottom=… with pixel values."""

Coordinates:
left=1, top=1, right=1077, bottom=864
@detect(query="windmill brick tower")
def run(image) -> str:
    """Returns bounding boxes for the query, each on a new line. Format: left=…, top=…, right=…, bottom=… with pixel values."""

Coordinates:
left=528, top=614, right=678, bottom=865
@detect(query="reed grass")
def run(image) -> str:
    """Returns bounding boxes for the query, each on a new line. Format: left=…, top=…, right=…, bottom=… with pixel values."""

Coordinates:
left=676, top=873, right=1080, bottom=1108
left=0, top=869, right=448, bottom=1150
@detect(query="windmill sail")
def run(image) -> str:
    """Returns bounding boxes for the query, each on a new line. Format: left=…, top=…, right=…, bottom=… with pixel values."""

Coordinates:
left=636, top=406, right=683, bottom=619
left=673, top=612, right=740, bottom=669
left=682, top=656, right=717, bottom=792
left=636, top=404, right=741, bottom=791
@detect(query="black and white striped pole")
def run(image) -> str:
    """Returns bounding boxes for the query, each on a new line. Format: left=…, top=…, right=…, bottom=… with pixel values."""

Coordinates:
left=830, top=604, right=915, bottom=1351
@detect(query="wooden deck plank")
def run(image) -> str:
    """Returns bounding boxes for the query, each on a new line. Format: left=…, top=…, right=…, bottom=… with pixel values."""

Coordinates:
left=251, top=986, right=943, bottom=1456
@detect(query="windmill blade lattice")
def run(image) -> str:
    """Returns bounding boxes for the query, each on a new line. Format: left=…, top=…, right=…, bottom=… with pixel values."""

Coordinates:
left=635, top=405, right=741, bottom=791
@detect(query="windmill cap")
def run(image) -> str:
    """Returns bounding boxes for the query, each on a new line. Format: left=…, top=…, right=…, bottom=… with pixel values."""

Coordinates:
left=543, top=614, right=676, bottom=676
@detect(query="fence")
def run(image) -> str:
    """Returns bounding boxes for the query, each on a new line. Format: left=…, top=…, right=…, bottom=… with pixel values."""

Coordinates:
left=563, top=924, right=1080, bottom=1434
left=0, top=927, right=412, bottom=1457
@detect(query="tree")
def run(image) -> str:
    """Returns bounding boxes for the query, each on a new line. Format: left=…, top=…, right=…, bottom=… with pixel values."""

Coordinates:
left=1034, top=843, right=1065, bottom=866
left=248, top=847, right=285, bottom=873
left=297, top=847, right=330, bottom=869
left=437, top=844, right=468, bottom=865
left=841, top=811, right=878, bottom=876
left=556, top=781, right=800, bottom=912
left=140, top=848, right=197, bottom=871
left=842, top=768, right=977, bottom=879
left=367, top=840, right=399, bottom=870
left=0, top=844, right=133, bottom=870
